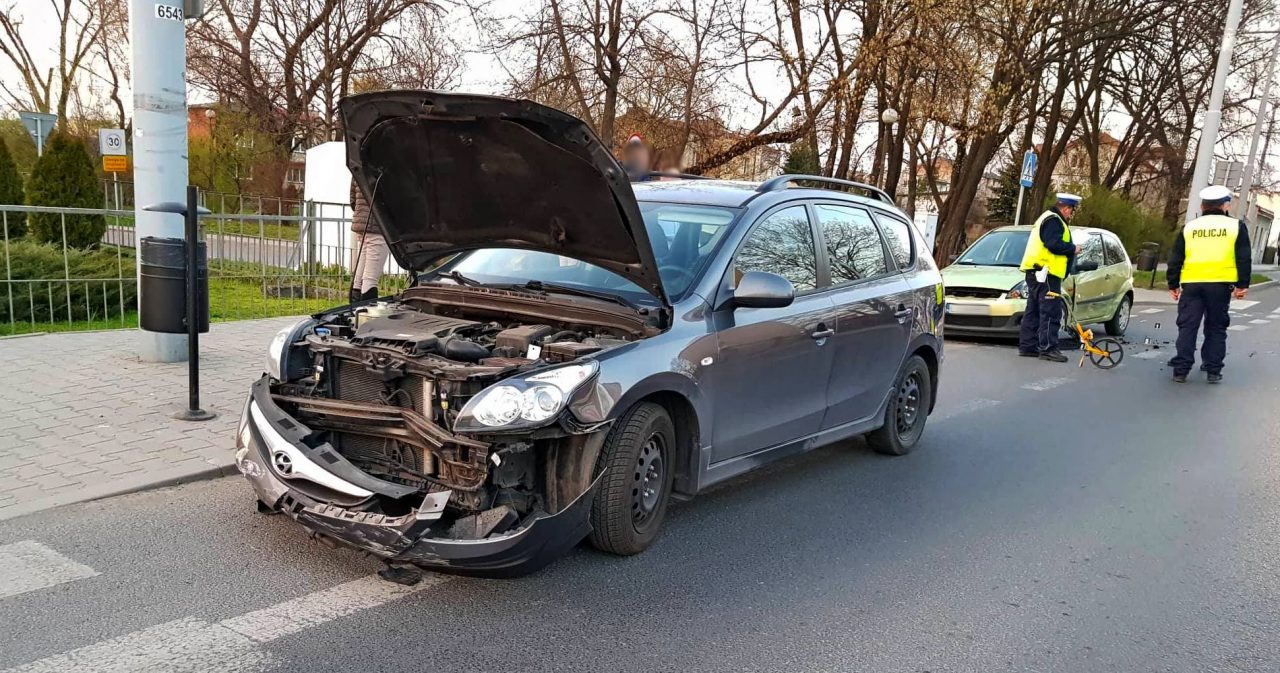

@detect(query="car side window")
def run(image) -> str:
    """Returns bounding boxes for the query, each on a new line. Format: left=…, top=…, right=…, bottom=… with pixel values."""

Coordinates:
left=732, top=206, right=818, bottom=293
left=814, top=204, right=890, bottom=284
left=874, top=212, right=914, bottom=270
left=1078, top=234, right=1105, bottom=268
left=1103, top=235, right=1127, bottom=266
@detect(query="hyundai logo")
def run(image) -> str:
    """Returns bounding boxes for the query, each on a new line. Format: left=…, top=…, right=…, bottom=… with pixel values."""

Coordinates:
left=272, top=451, right=294, bottom=475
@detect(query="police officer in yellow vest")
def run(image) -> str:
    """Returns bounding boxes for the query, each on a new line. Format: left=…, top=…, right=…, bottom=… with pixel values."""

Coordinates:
left=1167, top=185, right=1252, bottom=384
left=1018, top=193, right=1083, bottom=361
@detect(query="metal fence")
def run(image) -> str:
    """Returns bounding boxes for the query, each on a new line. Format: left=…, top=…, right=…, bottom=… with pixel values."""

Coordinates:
left=99, top=179, right=306, bottom=216
left=1, top=202, right=408, bottom=336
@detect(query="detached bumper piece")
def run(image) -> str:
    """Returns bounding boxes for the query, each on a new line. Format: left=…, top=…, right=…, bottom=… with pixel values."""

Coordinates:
left=237, top=377, right=602, bottom=577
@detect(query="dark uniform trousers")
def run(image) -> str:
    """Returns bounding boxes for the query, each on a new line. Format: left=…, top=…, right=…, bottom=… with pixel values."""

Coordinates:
left=1019, top=270, right=1063, bottom=354
left=1170, top=282, right=1232, bottom=375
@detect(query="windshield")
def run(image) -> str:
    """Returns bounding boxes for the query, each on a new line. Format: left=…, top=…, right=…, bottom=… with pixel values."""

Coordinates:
left=955, top=230, right=1030, bottom=267
left=441, top=202, right=738, bottom=304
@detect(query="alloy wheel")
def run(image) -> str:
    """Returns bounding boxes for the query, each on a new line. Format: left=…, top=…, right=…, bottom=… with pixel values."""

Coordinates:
left=1117, top=298, right=1131, bottom=331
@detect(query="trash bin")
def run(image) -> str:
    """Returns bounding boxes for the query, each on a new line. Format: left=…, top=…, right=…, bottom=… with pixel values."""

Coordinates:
left=1135, top=242, right=1159, bottom=272
left=139, top=236, right=209, bottom=334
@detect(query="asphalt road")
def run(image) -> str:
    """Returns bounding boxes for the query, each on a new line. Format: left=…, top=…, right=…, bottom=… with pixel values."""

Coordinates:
left=3, top=288, right=1280, bottom=672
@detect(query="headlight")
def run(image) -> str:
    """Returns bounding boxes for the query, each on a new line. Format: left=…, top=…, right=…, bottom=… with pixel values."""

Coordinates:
left=455, top=361, right=599, bottom=432
left=266, top=318, right=316, bottom=381
left=1007, top=280, right=1027, bottom=300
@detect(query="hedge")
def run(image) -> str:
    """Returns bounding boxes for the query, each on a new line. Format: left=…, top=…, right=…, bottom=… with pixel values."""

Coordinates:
left=0, top=239, right=135, bottom=324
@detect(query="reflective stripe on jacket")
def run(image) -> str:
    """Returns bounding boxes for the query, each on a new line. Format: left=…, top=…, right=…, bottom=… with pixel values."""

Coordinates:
left=1180, top=214, right=1239, bottom=284
left=1019, top=211, right=1073, bottom=278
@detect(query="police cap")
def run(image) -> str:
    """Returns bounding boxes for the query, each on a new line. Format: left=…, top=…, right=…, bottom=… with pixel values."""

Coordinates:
left=1199, top=184, right=1232, bottom=206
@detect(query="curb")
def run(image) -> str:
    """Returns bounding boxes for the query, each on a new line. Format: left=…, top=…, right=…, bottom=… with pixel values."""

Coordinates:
left=0, top=460, right=239, bottom=523
left=86, top=462, right=241, bottom=504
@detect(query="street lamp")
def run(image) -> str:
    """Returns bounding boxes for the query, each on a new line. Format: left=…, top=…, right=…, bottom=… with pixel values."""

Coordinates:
left=879, top=108, right=900, bottom=189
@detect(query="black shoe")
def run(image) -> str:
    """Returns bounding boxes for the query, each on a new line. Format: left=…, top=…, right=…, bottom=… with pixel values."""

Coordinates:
left=360, top=287, right=379, bottom=301
left=1039, top=350, right=1068, bottom=363
left=1018, top=350, right=1039, bottom=357
left=1207, top=372, right=1223, bottom=384
left=1172, top=372, right=1188, bottom=383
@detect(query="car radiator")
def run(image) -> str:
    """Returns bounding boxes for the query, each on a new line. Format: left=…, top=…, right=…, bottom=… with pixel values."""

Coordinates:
left=331, top=358, right=436, bottom=477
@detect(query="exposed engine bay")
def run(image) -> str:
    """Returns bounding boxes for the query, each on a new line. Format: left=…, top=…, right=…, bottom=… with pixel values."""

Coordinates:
left=265, top=284, right=658, bottom=543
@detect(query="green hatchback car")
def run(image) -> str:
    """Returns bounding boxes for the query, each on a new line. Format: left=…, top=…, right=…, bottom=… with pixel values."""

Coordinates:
left=941, top=225, right=1134, bottom=338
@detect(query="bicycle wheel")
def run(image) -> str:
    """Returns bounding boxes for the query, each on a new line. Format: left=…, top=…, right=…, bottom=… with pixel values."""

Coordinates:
left=1089, top=338, right=1124, bottom=369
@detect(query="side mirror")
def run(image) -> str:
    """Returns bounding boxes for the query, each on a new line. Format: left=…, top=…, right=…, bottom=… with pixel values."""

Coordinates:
left=731, top=271, right=795, bottom=309
left=1076, top=260, right=1099, bottom=272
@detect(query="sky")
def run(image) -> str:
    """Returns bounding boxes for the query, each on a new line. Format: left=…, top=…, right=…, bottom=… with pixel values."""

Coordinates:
left=3, top=0, right=1276, bottom=188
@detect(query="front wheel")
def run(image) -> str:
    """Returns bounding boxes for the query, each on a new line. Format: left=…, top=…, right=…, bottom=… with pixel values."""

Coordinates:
left=1105, top=295, right=1132, bottom=336
left=867, top=355, right=933, bottom=456
left=589, top=403, right=675, bottom=556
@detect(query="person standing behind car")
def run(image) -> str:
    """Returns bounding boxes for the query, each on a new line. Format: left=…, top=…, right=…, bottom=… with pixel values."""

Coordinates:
left=1017, top=193, right=1083, bottom=362
left=349, top=178, right=389, bottom=304
left=621, top=134, right=652, bottom=182
left=1166, top=184, right=1252, bottom=384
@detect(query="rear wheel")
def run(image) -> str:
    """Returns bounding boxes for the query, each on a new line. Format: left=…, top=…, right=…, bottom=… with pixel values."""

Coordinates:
left=589, top=403, right=675, bottom=556
left=1105, top=295, right=1132, bottom=336
left=868, top=355, right=932, bottom=456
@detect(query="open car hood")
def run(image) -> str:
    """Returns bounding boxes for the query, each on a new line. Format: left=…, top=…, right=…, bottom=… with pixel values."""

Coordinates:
left=340, top=91, right=667, bottom=304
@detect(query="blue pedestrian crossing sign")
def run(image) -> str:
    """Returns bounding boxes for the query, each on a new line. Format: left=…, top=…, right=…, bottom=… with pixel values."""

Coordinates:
left=1019, top=150, right=1037, bottom=188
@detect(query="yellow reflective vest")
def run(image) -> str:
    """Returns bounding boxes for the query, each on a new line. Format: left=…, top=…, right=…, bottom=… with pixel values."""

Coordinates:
left=1179, top=214, right=1239, bottom=284
left=1019, top=211, right=1073, bottom=278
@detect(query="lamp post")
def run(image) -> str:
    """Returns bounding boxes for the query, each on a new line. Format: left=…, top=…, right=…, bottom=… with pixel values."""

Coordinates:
left=1185, top=0, right=1244, bottom=222
left=204, top=107, right=216, bottom=194
left=880, top=108, right=900, bottom=190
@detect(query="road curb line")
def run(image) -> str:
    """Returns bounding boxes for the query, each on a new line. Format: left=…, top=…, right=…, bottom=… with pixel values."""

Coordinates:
left=87, top=463, right=241, bottom=503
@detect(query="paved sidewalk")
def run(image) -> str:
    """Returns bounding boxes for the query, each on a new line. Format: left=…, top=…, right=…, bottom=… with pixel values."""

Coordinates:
left=0, top=317, right=298, bottom=521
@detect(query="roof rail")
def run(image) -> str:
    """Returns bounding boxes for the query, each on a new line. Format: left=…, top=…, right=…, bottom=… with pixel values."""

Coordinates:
left=756, top=174, right=893, bottom=204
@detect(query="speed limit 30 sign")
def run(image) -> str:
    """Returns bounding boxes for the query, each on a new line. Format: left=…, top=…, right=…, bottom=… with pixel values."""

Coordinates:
left=99, top=128, right=126, bottom=156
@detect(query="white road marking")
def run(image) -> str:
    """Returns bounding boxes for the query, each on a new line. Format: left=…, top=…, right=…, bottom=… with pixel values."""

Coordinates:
left=0, top=541, right=98, bottom=601
left=1132, top=350, right=1165, bottom=359
left=1, top=574, right=447, bottom=673
left=1249, top=319, right=1271, bottom=325
left=933, top=398, right=1001, bottom=421
left=1231, top=299, right=1259, bottom=310
left=1020, top=377, right=1074, bottom=391
left=220, top=574, right=450, bottom=643
left=1, top=617, right=272, bottom=673
left=1139, top=308, right=1164, bottom=314
left=1228, top=325, right=1251, bottom=332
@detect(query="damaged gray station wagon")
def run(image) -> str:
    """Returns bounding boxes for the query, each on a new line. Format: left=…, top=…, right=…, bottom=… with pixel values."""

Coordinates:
left=235, top=92, right=945, bottom=577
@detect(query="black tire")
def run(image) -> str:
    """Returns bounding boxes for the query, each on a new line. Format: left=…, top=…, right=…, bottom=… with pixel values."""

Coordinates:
left=589, top=403, right=676, bottom=556
left=1105, top=295, right=1132, bottom=336
left=867, top=355, right=932, bottom=456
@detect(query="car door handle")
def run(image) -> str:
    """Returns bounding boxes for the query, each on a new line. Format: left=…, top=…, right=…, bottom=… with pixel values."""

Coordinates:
left=894, top=306, right=913, bottom=322
left=810, top=328, right=835, bottom=340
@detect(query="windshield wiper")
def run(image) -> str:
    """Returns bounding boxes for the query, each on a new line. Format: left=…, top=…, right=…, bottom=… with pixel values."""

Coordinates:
left=441, top=270, right=483, bottom=287
left=520, top=280, right=644, bottom=312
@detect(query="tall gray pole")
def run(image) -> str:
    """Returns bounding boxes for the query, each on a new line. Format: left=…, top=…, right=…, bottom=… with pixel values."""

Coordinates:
left=130, top=0, right=189, bottom=362
left=1186, top=0, right=1245, bottom=223
left=1236, top=28, right=1280, bottom=221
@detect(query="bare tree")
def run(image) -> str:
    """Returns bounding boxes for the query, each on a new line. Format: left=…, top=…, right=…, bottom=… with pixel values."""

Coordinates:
left=0, top=0, right=108, bottom=123
left=188, top=0, right=444, bottom=158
